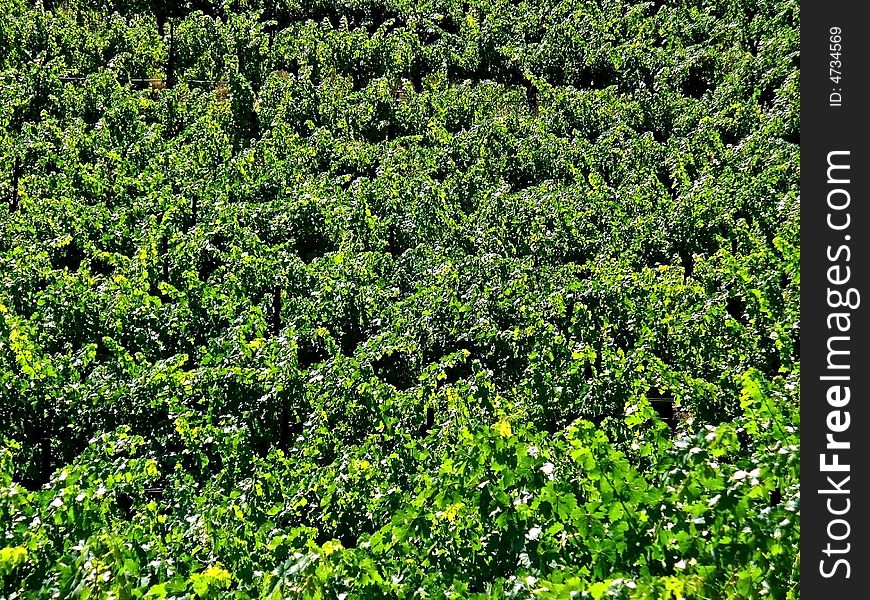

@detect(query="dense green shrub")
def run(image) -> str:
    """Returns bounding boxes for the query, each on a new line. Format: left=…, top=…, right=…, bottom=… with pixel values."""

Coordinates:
left=1, top=0, right=798, bottom=597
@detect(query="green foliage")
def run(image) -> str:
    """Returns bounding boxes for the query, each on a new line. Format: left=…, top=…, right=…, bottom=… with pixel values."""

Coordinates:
left=1, top=0, right=798, bottom=597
